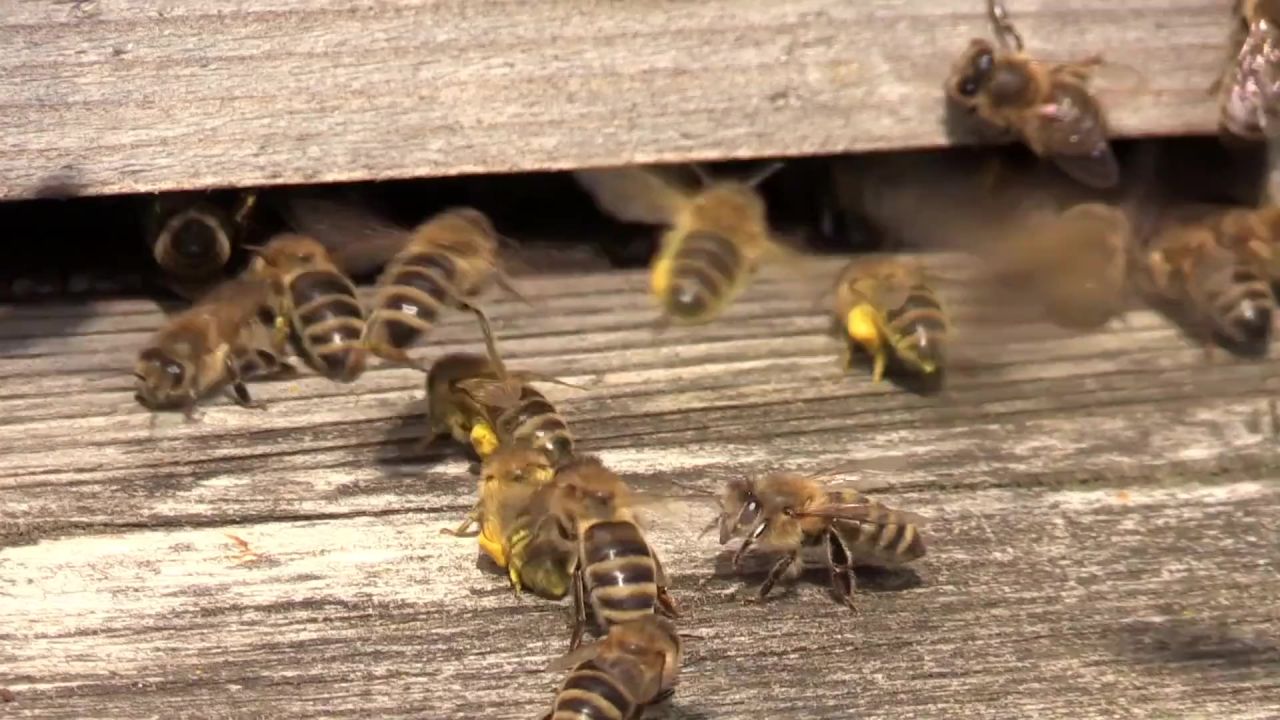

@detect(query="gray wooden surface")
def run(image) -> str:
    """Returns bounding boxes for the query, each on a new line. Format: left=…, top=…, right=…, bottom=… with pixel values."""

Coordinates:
left=2, top=256, right=1279, bottom=719
left=1, top=0, right=1234, bottom=200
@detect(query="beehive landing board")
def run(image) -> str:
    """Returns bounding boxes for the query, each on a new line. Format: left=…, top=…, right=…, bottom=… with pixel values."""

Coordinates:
left=2, top=256, right=1279, bottom=719
left=2, top=0, right=1232, bottom=200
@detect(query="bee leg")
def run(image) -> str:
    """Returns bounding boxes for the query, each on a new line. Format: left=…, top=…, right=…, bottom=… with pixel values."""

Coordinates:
left=748, top=551, right=797, bottom=603
left=440, top=508, right=481, bottom=537
left=652, top=553, right=681, bottom=618
left=871, top=348, right=888, bottom=383
left=569, top=566, right=589, bottom=651
left=493, top=271, right=537, bottom=308
left=826, top=530, right=858, bottom=611
left=226, top=381, right=266, bottom=410
left=365, top=339, right=427, bottom=372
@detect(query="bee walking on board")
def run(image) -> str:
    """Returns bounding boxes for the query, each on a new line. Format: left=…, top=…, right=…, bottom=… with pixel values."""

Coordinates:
left=248, top=233, right=368, bottom=383
left=1219, top=0, right=1280, bottom=140
left=946, top=0, right=1120, bottom=189
left=1193, top=204, right=1280, bottom=287
left=834, top=257, right=950, bottom=384
left=541, top=616, right=683, bottom=720
left=999, top=202, right=1133, bottom=330
left=146, top=190, right=258, bottom=300
left=133, top=274, right=290, bottom=415
left=715, top=465, right=928, bottom=609
left=523, top=456, right=679, bottom=649
left=573, top=162, right=787, bottom=325
left=1142, top=219, right=1276, bottom=355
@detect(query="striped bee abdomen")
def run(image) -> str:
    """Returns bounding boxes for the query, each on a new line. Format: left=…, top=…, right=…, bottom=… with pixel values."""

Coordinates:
left=549, top=660, right=637, bottom=720
left=886, top=283, right=948, bottom=370
left=664, top=231, right=743, bottom=320
left=368, top=250, right=459, bottom=351
left=582, top=521, right=659, bottom=627
left=494, top=386, right=574, bottom=465
left=289, top=270, right=366, bottom=381
left=1212, top=265, right=1275, bottom=346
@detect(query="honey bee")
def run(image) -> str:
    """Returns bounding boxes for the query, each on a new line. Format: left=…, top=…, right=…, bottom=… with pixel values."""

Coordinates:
left=996, top=202, right=1133, bottom=330
left=424, top=351, right=577, bottom=465
left=364, top=207, right=511, bottom=368
left=834, top=257, right=950, bottom=383
left=146, top=191, right=258, bottom=299
left=248, top=233, right=368, bottom=383
left=1198, top=204, right=1280, bottom=284
left=133, top=274, right=289, bottom=415
left=715, top=467, right=928, bottom=608
left=440, top=445, right=558, bottom=571
left=540, top=616, right=682, bottom=720
left=946, top=1, right=1119, bottom=189
left=573, top=162, right=786, bottom=325
left=524, top=456, right=679, bottom=649
left=503, top=473, right=580, bottom=600
left=1219, top=0, right=1280, bottom=140
left=1143, top=220, right=1276, bottom=354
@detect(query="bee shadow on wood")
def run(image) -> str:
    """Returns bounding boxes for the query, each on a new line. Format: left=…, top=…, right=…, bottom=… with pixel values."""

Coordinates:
left=1111, top=616, right=1280, bottom=672
left=709, top=548, right=924, bottom=599
left=369, top=403, right=478, bottom=477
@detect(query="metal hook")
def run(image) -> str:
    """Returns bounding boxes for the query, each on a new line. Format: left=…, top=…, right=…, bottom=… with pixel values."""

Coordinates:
left=987, top=0, right=1024, bottom=53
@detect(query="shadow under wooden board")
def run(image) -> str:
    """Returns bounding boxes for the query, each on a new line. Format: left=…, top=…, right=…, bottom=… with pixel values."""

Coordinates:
left=2, top=255, right=1279, bottom=718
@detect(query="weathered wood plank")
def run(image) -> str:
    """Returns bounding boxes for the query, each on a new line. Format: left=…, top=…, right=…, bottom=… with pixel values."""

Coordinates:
left=2, top=483, right=1277, bottom=719
left=3, top=257, right=1280, bottom=542
left=0, top=0, right=1233, bottom=199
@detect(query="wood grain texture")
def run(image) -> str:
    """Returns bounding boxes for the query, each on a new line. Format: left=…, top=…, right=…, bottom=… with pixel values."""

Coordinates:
left=0, top=0, right=1234, bottom=200
left=2, top=255, right=1279, bottom=718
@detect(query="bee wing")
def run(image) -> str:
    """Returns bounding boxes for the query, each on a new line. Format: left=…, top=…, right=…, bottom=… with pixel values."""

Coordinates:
left=545, top=641, right=601, bottom=673
left=1036, top=84, right=1119, bottom=189
left=456, top=377, right=525, bottom=409
left=792, top=503, right=930, bottom=529
left=572, top=166, right=691, bottom=225
left=280, top=194, right=411, bottom=276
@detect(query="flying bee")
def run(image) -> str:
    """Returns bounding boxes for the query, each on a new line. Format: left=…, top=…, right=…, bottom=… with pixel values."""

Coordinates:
left=248, top=233, right=368, bottom=383
left=541, top=616, right=683, bottom=720
left=364, top=207, right=515, bottom=368
left=528, top=456, right=679, bottom=649
left=573, top=162, right=787, bottom=325
left=146, top=190, right=258, bottom=299
left=1219, top=0, right=1280, bottom=140
left=833, top=257, right=950, bottom=383
left=715, top=466, right=928, bottom=609
left=133, top=274, right=290, bottom=415
left=1143, top=220, right=1276, bottom=354
left=997, top=202, right=1133, bottom=330
left=945, top=1, right=1119, bottom=189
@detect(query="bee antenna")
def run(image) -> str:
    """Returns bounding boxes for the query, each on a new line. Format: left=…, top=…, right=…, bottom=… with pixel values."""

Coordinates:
left=987, top=0, right=1024, bottom=52
left=131, top=372, right=147, bottom=381
left=689, top=164, right=714, bottom=188
left=696, top=517, right=719, bottom=539
left=744, top=161, right=785, bottom=188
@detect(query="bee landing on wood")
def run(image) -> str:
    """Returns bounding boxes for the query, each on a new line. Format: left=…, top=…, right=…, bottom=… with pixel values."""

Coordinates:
left=248, top=233, right=368, bottom=383
left=945, top=0, right=1121, bottom=189
left=133, top=274, right=290, bottom=416
left=573, top=162, right=789, bottom=326
left=540, top=616, right=683, bottom=720
left=1219, top=0, right=1280, bottom=141
left=715, top=466, right=927, bottom=609
left=833, top=257, right=950, bottom=384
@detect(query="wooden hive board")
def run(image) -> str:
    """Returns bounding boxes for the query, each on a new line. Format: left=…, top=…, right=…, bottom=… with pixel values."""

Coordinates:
left=1, top=0, right=1234, bottom=200
left=2, top=256, right=1279, bottom=718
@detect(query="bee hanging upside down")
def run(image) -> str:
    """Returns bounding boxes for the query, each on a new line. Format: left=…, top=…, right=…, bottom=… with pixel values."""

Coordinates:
left=945, top=0, right=1120, bottom=189
left=715, top=466, right=928, bottom=609
left=1219, top=0, right=1280, bottom=141
left=833, top=257, right=950, bottom=383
